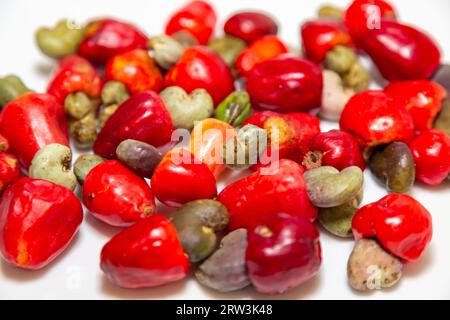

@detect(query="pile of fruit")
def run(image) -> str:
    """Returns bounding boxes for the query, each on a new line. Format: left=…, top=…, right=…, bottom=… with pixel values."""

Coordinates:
left=0, top=0, right=449, bottom=295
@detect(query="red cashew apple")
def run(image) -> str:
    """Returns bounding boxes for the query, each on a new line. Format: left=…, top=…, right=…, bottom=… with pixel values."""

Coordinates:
left=224, top=11, right=278, bottom=44
left=0, top=178, right=83, bottom=269
left=352, top=194, right=432, bottom=263
left=0, top=152, right=21, bottom=193
left=101, top=215, right=189, bottom=288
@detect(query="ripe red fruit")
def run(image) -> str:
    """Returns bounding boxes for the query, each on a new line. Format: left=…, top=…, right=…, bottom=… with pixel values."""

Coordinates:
left=246, top=55, right=323, bottom=113
left=82, top=160, right=156, bottom=227
left=352, top=194, right=432, bottom=263
left=409, top=129, right=450, bottom=186
left=0, top=152, right=20, bottom=193
left=246, top=213, right=322, bottom=294
left=101, top=215, right=189, bottom=288
left=224, top=11, right=278, bottom=43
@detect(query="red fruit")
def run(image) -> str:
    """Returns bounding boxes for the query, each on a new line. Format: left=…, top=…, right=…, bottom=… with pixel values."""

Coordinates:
left=47, top=55, right=103, bottom=104
left=384, top=80, right=447, bottom=132
left=0, top=134, right=9, bottom=152
left=0, top=178, right=83, bottom=269
left=304, top=129, right=365, bottom=171
left=82, top=160, right=156, bottom=227
left=352, top=194, right=432, bottom=263
left=165, top=0, right=217, bottom=45
left=224, top=11, right=278, bottom=44
left=151, top=148, right=217, bottom=207
left=359, top=20, right=441, bottom=81
left=79, top=18, right=148, bottom=65
left=94, top=91, right=173, bottom=159
left=165, top=46, right=235, bottom=105
left=301, top=20, right=353, bottom=63
left=409, top=129, right=450, bottom=186
left=235, top=35, right=288, bottom=77
left=246, top=55, right=323, bottom=113
left=339, top=90, right=414, bottom=148
left=246, top=213, right=321, bottom=294
left=0, top=93, right=69, bottom=169
left=101, top=215, right=189, bottom=288
left=217, top=159, right=318, bottom=231
left=0, top=152, right=20, bottom=193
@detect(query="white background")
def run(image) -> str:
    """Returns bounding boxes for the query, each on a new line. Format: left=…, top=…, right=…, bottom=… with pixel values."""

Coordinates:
left=0, top=0, right=449, bottom=300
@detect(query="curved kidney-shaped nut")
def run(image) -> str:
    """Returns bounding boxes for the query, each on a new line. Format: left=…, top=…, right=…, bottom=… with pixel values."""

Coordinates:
left=116, top=139, right=162, bottom=178
left=148, top=35, right=184, bottom=70
left=319, top=70, right=354, bottom=121
left=73, top=154, right=105, bottom=184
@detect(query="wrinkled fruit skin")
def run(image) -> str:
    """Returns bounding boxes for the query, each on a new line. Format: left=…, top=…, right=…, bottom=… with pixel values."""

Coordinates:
left=151, top=148, right=217, bottom=208
left=82, top=160, right=156, bottom=227
left=165, top=0, right=217, bottom=45
left=217, top=159, right=317, bottom=231
left=409, top=129, right=450, bottom=186
left=94, top=91, right=173, bottom=159
left=79, top=18, right=148, bottom=65
left=165, top=46, right=235, bottom=105
left=0, top=178, right=83, bottom=269
left=100, top=215, right=189, bottom=288
left=105, top=49, right=163, bottom=95
left=384, top=80, right=447, bottom=132
left=359, top=20, right=441, bottom=81
left=352, top=194, right=432, bottom=263
left=0, top=93, right=69, bottom=169
left=0, top=152, right=20, bottom=193
left=247, top=55, right=323, bottom=113
left=340, top=90, right=414, bottom=148
left=246, top=213, right=322, bottom=294
left=224, top=11, right=278, bottom=44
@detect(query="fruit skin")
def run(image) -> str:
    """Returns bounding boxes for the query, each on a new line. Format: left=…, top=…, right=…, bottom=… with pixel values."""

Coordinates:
left=301, top=20, right=353, bottom=63
left=0, top=93, right=69, bottom=169
left=0, top=178, right=83, bottom=270
left=409, top=129, right=450, bottom=186
left=165, top=0, right=217, bottom=45
left=165, top=46, right=235, bottom=105
left=151, top=148, right=217, bottom=208
left=93, top=91, right=173, bottom=159
left=384, top=80, right=447, bottom=132
left=359, top=20, right=441, bottom=81
left=339, top=90, right=414, bottom=148
left=82, top=160, right=156, bottom=227
left=352, top=194, right=432, bottom=263
left=47, top=55, right=103, bottom=104
left=105, top=49, right=163, bottom=95
left=246, top=213, right=322, bottom=294
left=246, top=55, right=323, bottom=113
left=217, top=159, right=317, bottom=231
left=0, top=152, right=21, bottom=193
left=224, top=11, right=278, bottom=44
left=234, top=35, right=288, bottom=78
left=0, top=134, right=9, bottom=152
left=100, top=215, right=189, bottom=289
left=78, top=18, right=148, bottom=65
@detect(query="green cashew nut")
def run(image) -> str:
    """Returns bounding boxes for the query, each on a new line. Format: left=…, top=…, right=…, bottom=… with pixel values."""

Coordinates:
left=101, top=81, right=130, bottom=107
left=70, top=111, right=97, bottom=148
left=318, top=5, right=344, bottom=19
left=64, top=92, right=94, bottom=120
left=0, top=75, right=32, bottom=107
left=434, top=99, right=450, bottom=135
left=148, top=35, right=184, bottom=70
left=29, top=143, right=77, bottom=190
left=325, top=45, right=357, bottom=75
left=215, top=91, right=251, bottom=127
left=73, top=154, right=105, bottom=184
left=208, top=35, right=247, bottom=67
left=98, top=104, right=119, bottom=129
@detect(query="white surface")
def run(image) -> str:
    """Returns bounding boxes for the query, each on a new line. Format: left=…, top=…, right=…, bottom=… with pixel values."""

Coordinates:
left=0, top=0, right=449, bottom=300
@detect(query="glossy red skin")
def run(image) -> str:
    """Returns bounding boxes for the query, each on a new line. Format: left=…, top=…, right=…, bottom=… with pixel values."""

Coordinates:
left=0, top=178, right=83, bottom=270
left=165, top=0, right=217, bottom=45
left=235, top=35, right=288, bottom=78
left=246, top=55, right=323, bottom=113
left=78, top=18, right=148, bottom=65
left=359, top=20, right=441, bottom=81
left=352, top=194, right=432, bottom=263
left=47, top=55, right=103, bottom=104
left=101, top=215, right=189, bottom=289
left=246, top=213, right=321, bottom=294
left=105, top=49, right=163, bottom=95
left=151, top=148, right=217, bottom=208
left=308, top=129, right=365, bottom=171
left=0, top=134, right=9, bottom=152
left=165, top=46, right=235, bottom=105
left=217, top=159, right=318, bottom=231
left=384, top=80, right=447, bottom=132
left=244, top=111, right=321, bottom=166
left=94, top=91, right=173, bottom=159
left=0, top=152, right=20, bottom=193
left=301, top=20, right=353, bottom=63
left=339, top=90, right=414, bottom=148
left=82, top=160, right=156, bottom=227
left=0, top=93, right=69, bottom=169
left=224, top=11, right=278, bottom=44
left=409, top=129, right=450, bottom=186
